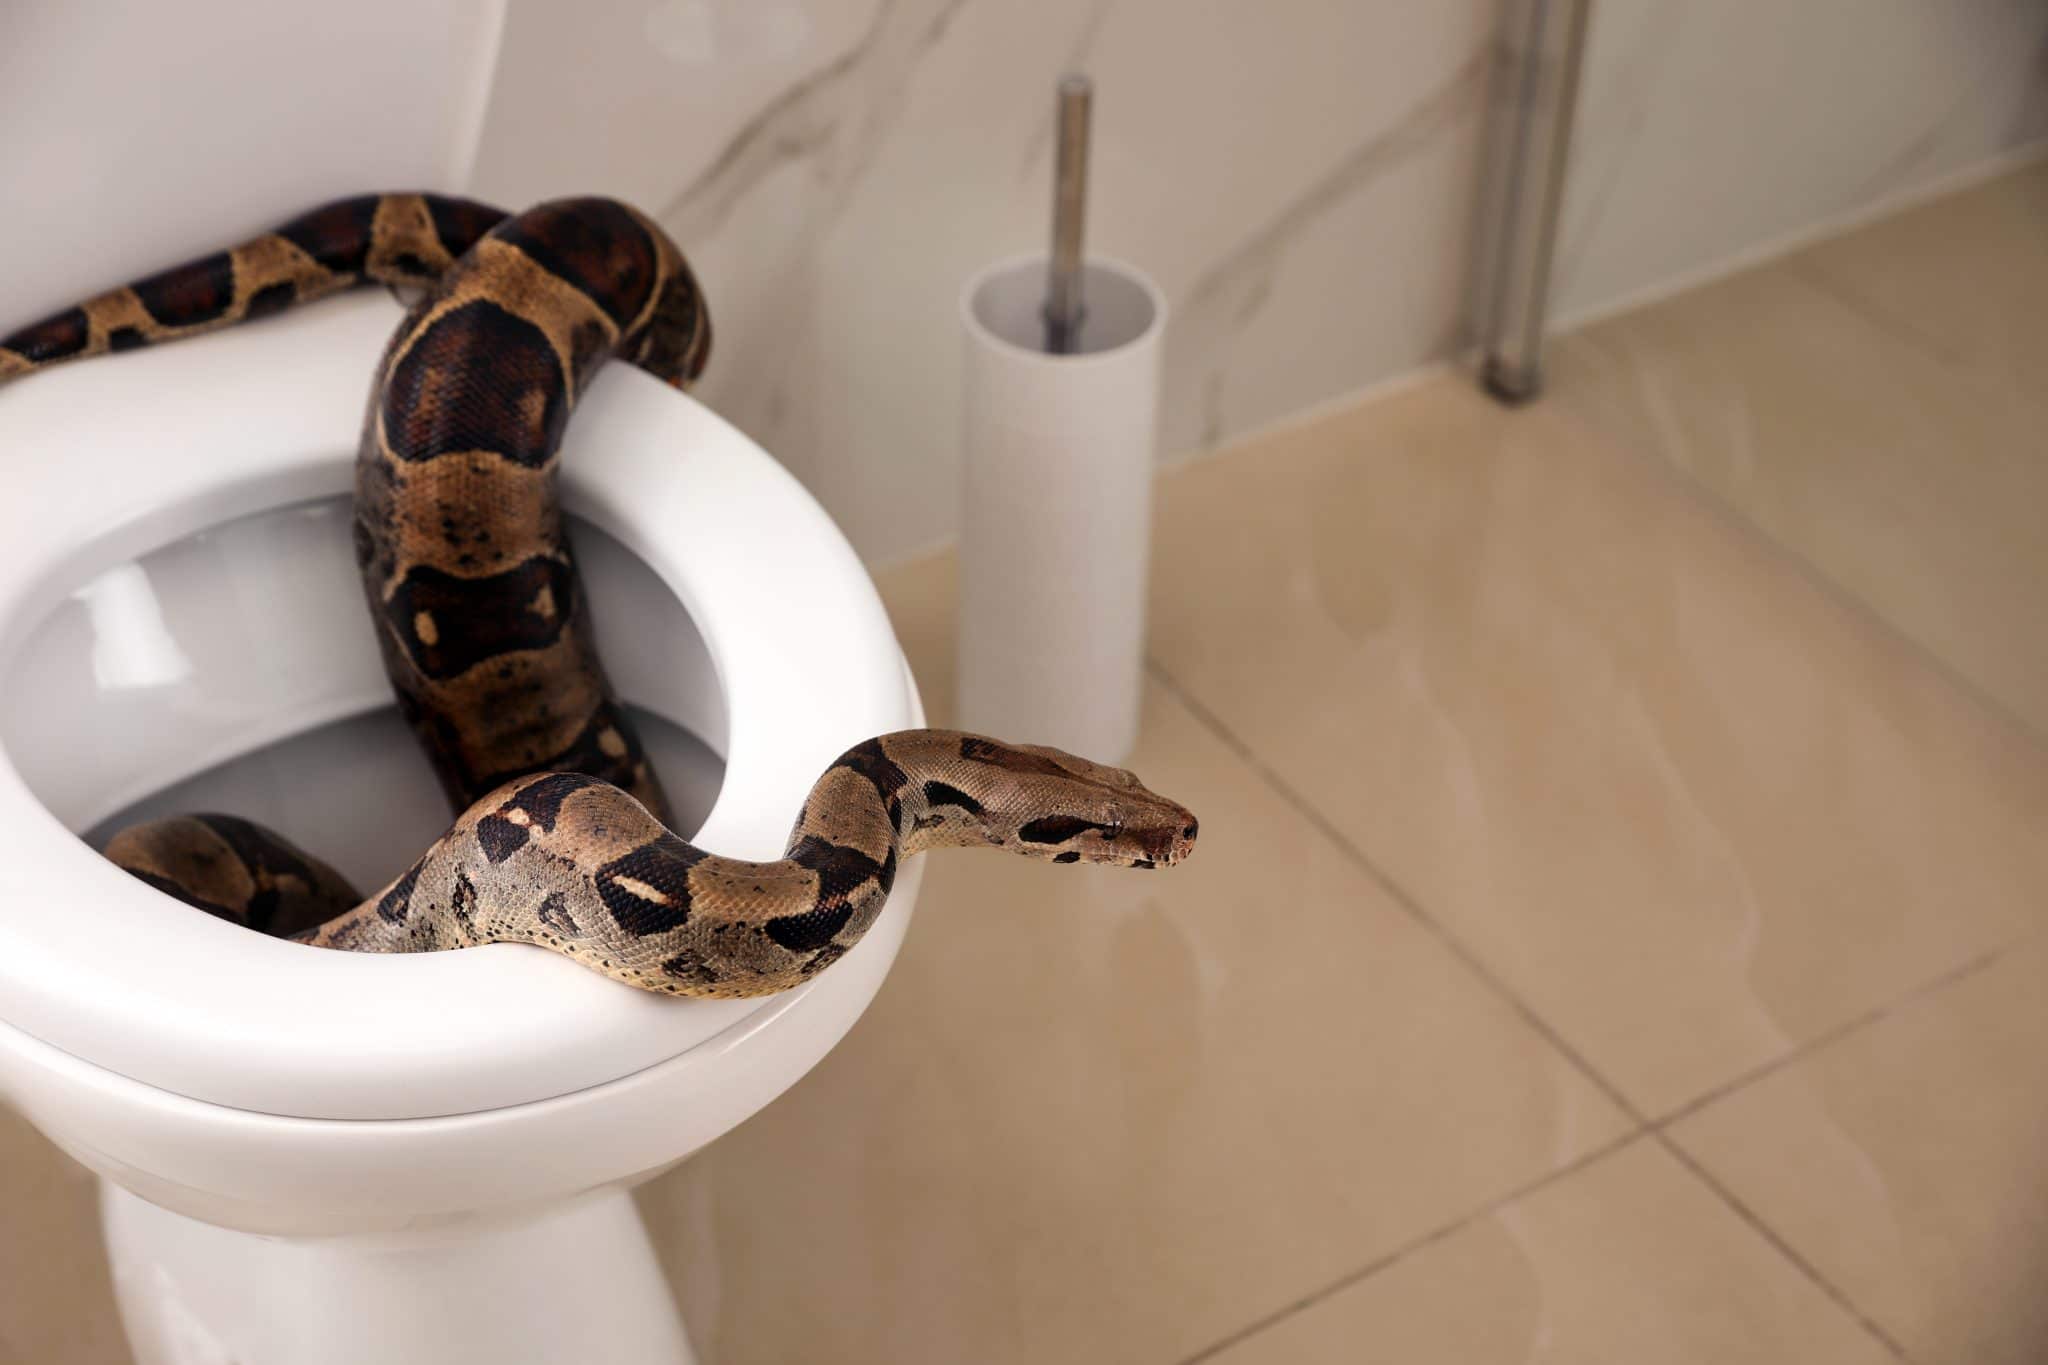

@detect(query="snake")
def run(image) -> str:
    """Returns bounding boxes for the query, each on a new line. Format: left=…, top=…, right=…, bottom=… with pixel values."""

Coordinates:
left=0, top=193, right=1197, bottom=997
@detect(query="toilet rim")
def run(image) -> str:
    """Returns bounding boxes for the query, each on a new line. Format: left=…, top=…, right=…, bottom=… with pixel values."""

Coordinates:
left=0, top=292, right=918, bottom=1121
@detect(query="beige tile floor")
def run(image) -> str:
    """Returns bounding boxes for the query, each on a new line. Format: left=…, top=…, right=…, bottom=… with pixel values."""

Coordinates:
left=4, top=164, right=2047, bottom=1363
left=1551, top=158, right=2048, bottom=741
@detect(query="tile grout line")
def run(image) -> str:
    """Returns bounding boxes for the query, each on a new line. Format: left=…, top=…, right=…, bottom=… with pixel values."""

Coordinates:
left=1143, top=656, right=1644, bottom=1124
left=1779, top=233, right=2048, bottom=437
left=1782, top=256, right=1977, bottom=378
left=1640, top=938, right=2031, bottom=1365
left=1146, top=653, right=1975, bottom=1365
left=1651, top=939, right=2023, bottom=1132
left=1174, top=1129, right=1650, bottom=1365
left=1147, top=652, right=1666, bottom=1358
left=1547, top=363, right=2048, bottom=760
left=1652, top=1131, right=1914, bottom=1362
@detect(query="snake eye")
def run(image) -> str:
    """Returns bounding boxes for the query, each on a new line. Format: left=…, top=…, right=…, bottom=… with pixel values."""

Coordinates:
left=1106, top=814, right=1125, bottom=839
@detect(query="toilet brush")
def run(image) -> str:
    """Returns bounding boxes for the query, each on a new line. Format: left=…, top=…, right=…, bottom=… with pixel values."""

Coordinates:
left=956, top=74, right=1165, bottom=763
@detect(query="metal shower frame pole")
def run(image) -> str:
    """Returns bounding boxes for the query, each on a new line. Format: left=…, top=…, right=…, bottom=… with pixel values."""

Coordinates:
left=1469, top=0, right=1591, bottom=404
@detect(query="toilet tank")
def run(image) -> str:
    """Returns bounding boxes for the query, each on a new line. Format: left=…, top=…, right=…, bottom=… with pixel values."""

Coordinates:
left=0, top=0, right=507, bottom=327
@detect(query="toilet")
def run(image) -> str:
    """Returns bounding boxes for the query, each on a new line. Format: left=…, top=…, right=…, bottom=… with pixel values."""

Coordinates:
left=0, top=9, right=929, bottom=1359
left=0, top=287, right=924, bottom=1360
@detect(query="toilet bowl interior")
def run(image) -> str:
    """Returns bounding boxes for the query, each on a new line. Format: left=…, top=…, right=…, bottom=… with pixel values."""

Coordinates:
left=2, top=490, right=728, bottom=893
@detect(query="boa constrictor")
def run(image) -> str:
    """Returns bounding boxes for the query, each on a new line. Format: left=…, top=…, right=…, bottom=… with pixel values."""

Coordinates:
left=0, top=194, right=1197, bottom=998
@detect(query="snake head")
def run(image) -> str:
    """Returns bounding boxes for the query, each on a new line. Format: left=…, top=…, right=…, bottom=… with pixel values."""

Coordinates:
left=945, top=735, right=1199, bottom=870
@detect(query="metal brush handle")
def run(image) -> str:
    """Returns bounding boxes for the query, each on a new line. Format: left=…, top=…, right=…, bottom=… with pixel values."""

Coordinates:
left=1043, top=74, right=1092, bottom=354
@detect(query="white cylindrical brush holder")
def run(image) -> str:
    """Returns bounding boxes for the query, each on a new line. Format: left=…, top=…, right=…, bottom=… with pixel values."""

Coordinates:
left=956, top=253, right=1165, bottom=763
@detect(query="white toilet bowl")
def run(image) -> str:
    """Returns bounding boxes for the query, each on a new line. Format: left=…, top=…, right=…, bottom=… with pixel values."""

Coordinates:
left=0, top=294, right=924, bottom=1364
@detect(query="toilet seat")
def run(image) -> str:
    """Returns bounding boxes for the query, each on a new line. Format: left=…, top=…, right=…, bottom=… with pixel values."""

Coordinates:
left=0, top=292, right=919, bottom=1120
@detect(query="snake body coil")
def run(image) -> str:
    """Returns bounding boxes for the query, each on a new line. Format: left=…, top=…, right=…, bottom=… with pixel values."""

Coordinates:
left=1, top=194, right=1196, bottom=997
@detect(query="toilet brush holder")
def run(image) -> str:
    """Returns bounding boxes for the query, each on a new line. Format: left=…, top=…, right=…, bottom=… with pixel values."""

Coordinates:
left=956, top=253, right=1165, bottom=763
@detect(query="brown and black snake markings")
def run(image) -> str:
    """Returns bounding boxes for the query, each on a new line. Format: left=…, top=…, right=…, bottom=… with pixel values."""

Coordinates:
left=2, top=193, right=1197, bottom=997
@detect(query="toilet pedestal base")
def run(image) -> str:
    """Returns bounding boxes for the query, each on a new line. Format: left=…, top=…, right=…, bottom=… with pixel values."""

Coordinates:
left=101, top=1182, right=696, bottom=1365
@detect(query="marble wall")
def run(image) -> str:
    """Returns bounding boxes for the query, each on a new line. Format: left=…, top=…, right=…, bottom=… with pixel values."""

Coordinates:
left=1555, top=0, right=2048, bottom=322
left=469, top=0, right=1499, bottom=564
left=467, top=0, right=2048, bottom=567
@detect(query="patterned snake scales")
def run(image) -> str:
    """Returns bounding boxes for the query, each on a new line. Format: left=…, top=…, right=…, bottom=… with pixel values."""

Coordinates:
left=0, top=194, right=1197, bottom=998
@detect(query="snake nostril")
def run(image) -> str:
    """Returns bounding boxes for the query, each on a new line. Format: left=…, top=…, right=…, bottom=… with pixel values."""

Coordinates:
left=1182, top=819, right=1198, bottom=841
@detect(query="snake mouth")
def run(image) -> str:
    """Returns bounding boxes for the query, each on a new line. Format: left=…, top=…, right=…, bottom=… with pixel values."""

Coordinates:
left=1128, top=814, right=1198, bottom=869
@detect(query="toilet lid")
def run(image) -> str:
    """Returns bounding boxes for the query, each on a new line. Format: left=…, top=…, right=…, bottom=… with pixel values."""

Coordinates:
left=0, top=293, right=919, bottom=1119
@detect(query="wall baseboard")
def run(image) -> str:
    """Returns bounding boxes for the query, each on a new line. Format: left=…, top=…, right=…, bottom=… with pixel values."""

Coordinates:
left=1549, top=138, right=2048, bottom=338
